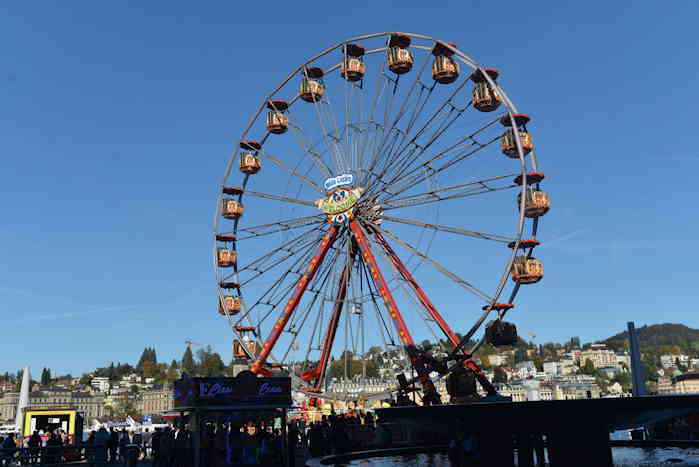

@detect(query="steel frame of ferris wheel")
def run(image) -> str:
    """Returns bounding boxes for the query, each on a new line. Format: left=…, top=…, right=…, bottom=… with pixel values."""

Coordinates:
left=214, top=31, right=547, bottom=404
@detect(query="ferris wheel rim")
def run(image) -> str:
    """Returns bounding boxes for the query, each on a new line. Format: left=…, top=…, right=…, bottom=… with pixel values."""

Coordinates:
left=213, top=31, right=543, bottom=389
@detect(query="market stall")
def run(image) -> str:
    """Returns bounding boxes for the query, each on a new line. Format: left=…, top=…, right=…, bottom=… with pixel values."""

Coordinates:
left=170, top=371, right=292, bottom=467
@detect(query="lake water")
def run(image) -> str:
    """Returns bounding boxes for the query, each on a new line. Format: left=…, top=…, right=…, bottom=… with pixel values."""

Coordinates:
left=337, top=448, right=699, bottom=466
left=331, top=429, right=699, bottom=466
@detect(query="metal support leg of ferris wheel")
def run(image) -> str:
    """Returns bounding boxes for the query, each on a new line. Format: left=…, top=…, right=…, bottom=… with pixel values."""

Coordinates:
left=300, top=244, right=357, bottom=392
left=349, top=219, right=442, bottom=405
left=250, top=225, right=339, bottom=376
left=372, top=229, right=498, bottom=396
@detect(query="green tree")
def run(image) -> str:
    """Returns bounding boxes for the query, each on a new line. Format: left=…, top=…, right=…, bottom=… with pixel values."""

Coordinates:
left=166, top=361, right=180, bottom=382
left=196, top=348, right=225, bottom=376
left=612, top=372, right=632, bottom=393
left=79, top=374, right=91, bottom=387
left=182, top=347, right=196, bottom=375
left=40, top=368, right=52, bottom=386
left=581, top=359, right=596, bottom=375
left=329, top=356, right=379, bottom=379
left=595, top=373, right=609, bottom=393
left=115, top=398, right=141, bottom=419
left=137, top=347, right=158, bottom=374
left=531, top=356, right=544, bottom=372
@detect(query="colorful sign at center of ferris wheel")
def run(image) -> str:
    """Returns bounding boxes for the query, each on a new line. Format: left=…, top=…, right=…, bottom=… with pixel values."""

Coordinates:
left=316, top=174, right=362, bottom=224
left=323, top=173, right=354, bottom=192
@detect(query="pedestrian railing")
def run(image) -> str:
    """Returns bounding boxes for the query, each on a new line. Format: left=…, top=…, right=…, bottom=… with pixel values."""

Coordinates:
left=0, top=445, right=110, bottom=466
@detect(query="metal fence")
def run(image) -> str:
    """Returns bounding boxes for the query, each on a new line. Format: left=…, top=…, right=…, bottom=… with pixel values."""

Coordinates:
left=0, top=444, right=133, bottom=466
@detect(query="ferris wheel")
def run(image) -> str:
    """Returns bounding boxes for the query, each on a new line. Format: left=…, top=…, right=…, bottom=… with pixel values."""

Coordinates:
left=213, top=32, right=549, bottom=405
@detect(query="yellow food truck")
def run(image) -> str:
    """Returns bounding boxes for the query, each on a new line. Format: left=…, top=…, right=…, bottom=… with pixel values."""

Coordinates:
left=23, top=407, right=84, bottom=445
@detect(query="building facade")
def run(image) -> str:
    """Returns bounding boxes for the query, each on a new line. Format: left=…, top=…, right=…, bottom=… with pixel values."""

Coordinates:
left=91, top=377, right=110, bottom=393
left=0, top=390, right=105, bottom=422
left=580, top=346, right=617, bottom=369
left=141, top=387, right=174, bottom=415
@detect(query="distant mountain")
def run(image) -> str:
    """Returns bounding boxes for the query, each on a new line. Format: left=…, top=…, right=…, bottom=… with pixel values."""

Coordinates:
left=600, top=323, right=699, bottom=355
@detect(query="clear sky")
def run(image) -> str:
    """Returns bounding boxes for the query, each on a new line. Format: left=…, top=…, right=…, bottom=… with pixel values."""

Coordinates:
left=1, top=1, right=698, bottom=377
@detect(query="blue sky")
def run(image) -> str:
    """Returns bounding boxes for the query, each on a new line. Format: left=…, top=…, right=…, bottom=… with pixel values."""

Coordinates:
left=1, top=1, right=698, bottom=377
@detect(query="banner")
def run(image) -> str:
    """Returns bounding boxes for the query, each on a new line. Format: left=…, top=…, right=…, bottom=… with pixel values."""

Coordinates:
left=173, top=371, right=292, bottom=408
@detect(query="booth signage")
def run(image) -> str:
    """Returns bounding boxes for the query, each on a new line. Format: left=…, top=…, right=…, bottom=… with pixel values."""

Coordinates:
left=174, top=372, right=292, bottom=408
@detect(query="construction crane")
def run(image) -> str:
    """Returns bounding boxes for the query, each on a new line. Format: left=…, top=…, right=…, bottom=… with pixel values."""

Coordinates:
left=185, top=340, right=205, bottom=350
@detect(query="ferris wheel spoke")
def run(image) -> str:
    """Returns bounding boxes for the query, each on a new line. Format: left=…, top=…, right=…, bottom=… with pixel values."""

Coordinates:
left=360, top=75, right=392, bottom=186
left=379, top=215, right=515, bottom=243
left=287, top=118, right=335, bottom=179
left=235, top=231, right=332, bottom=329
left=377, top=173, right=517, bottom=211
left=372, top=118, right=502, bottom=197
left=373, top=83, right=435, bottom=180
left=305, top=72, right=348, bottom=173
left=249, top=242, right=320, bottom=312
left=350, top=219, right=444, bottom=404
left=365, top=48, right=433, bottom=183
left=224, top=186, right=317, bottom=208
left=237, top=237, right=322, bottom=287
left=281, top=242, right=345, bottom=367
left=357, top=256, right=399, bottom=349
left=386, top=77, right=470, bottom=165
left=365, top=221, right=493, bottom=303
left=236, top=219, right=324, bottom=242
left=250, top=226, right=341, bottom=376
left=235, top=226, right=323, bottom=277
left=256, top=147, right=325, bottom=194
left=287, top=233, right=347, bottom=332
left=222, top=214, right=324, bottom=240
left=395, top=134, right=502, bottom=197
left=301, top=244, right=356, bottom=389
left=368, top=231, right=459, bottom=350
left=375, top=102, right=472, bottom=195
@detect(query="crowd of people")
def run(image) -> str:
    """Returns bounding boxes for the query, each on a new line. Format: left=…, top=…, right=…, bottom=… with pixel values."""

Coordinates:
left=0, top=409, right=417, bottom=466
left=1, top=428, right=79, bottom=465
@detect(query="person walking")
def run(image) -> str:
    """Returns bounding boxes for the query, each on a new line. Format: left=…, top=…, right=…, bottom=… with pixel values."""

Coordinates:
left=159, top=427, right=175, bottom=467
left=151, top=428, right=162, bottom=467
left=287, top=423, right=299, bottom=467
left=27, top=430, right=42, bottom=465
left=108, top=427, right=119, bottom=464
left=174, top=424, right=190, bottom=467
left=1, top=433, right=16, bottom=467
left=94, top=427, right=110, bottom=464
left=307, top=423, right=325, bottom=458
left=119, top=430, right=142, bottom=467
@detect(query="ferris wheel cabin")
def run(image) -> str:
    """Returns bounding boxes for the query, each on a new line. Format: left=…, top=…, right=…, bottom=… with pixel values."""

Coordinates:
left=470, top=68, right=501, bottom=112
left=387, top=34, right=414, bottom=74
left=238, top=140, right=262, bottom=174
left=518, top=189, right=550, bottom=218
left=266, top=99, right=289, bottom=134
left=341, top=44, right=366, bottom=82
left=219, top=295, right=242, bottom=315
left=511, top=256, right=544, bottom=284
left=501, top=113, right=533, bottom=158
left=220, top=198, right=244, bottom=219
left=431, top=42, right=459, bottom=84
left=300, top=67, right=325, bottom=103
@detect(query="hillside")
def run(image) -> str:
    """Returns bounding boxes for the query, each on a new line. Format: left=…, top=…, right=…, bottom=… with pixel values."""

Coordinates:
left=601, top=323, right=699, bottom=355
